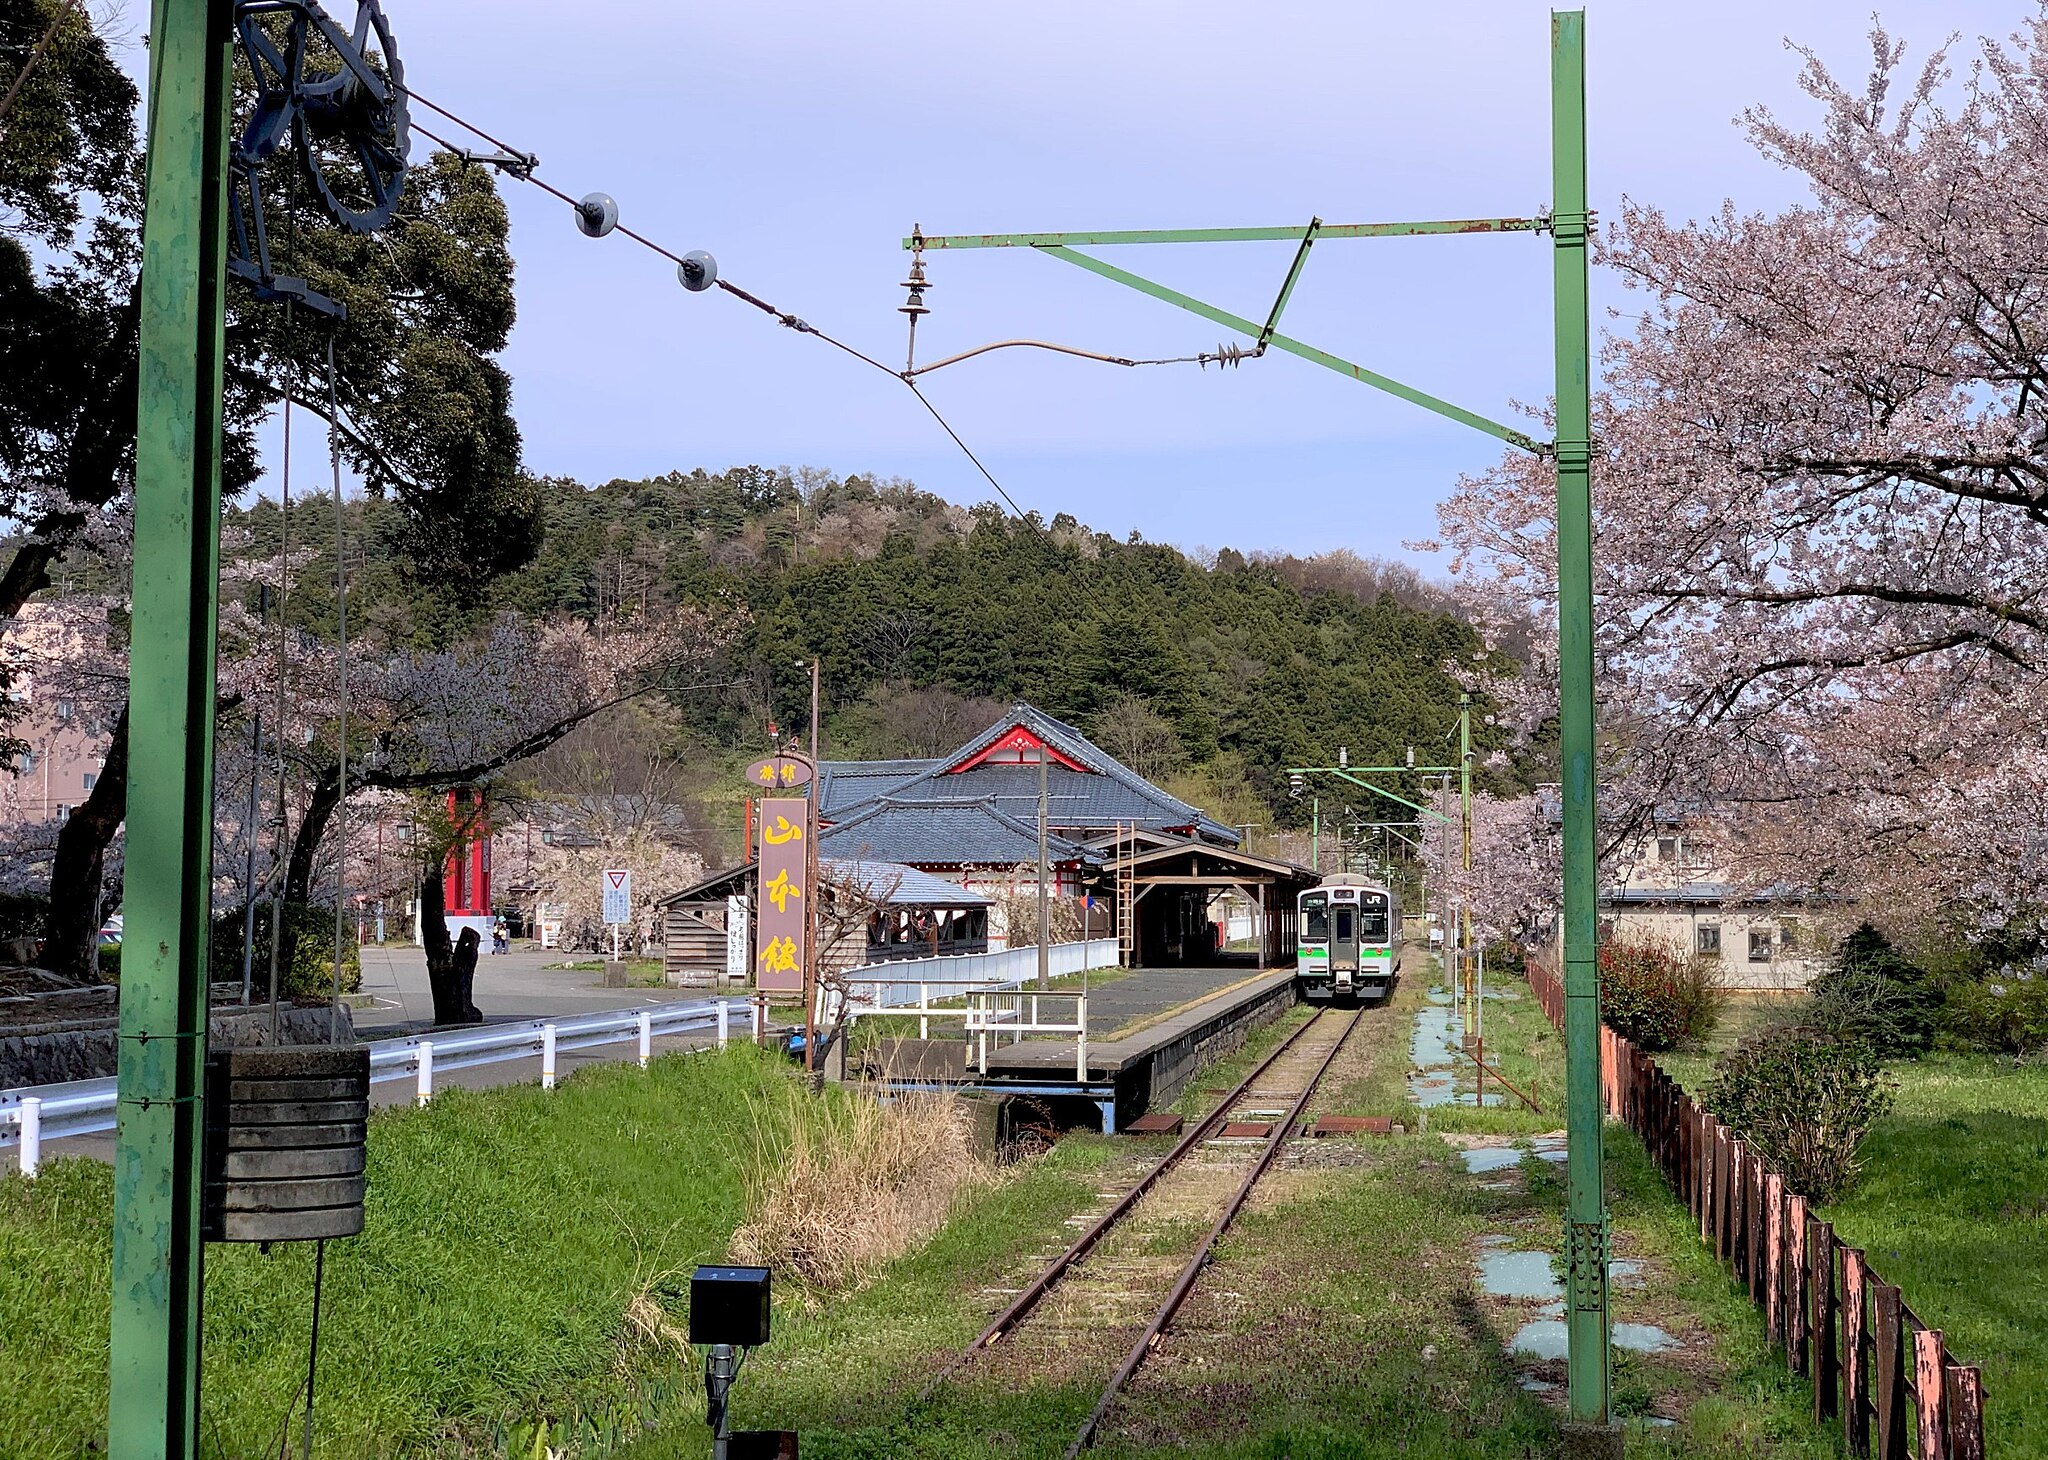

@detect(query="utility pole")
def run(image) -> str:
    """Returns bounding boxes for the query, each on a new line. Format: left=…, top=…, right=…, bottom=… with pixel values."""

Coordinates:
left=1552, top=14, right=1613, bottom=1445
left=1460, top=691, right=1474, bottom=1050
left=1310, top=796, right=1320, bottom=872
left=110, top=1, right=231, bottom=1453
left=1036, top=744, right=1050, bottom=990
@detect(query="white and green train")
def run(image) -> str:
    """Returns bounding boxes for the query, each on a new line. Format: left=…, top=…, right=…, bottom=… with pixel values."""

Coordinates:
left=1296, top=873, right=1400, bottom=1004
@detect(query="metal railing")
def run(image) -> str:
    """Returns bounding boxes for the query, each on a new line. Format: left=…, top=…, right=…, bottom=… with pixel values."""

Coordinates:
left=837, top=937, right=1117, bottom=1011
left=2, top=997, right=753, bottom=1176
left=834, top=976, right=1090, bottom=1081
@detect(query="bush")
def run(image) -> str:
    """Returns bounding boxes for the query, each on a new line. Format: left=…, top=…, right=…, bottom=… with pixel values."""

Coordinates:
left=1598, top=938, right=1721, bottom=1051
left=1702, top=1026, right=1894, bottom=1202
left=0, top=892, right=49, bottom=943
left=1942, top=971, right=2048, bottom=1056
left=208, top=902, right=361, bottom=1001
left=1807, top=923, right=1942, bottom=1058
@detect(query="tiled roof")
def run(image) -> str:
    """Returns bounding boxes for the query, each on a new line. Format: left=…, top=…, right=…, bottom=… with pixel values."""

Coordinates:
left=1603, top=881, right=1815, bottom=906
left=823, top=858, right=993, bottom=907
left=824, top=704, right=1238, bottom=845
left=817, top=758, right=936, bottom=817
left=819, top=794, right=1098, bottom=869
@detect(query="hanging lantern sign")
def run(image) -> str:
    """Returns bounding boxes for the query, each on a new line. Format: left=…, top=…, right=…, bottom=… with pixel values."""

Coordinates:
left=744, top=755, right=813, bottom=791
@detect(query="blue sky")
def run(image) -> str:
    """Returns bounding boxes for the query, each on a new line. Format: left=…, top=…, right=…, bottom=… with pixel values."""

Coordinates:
left=158, top=1, right=2024, bottom=566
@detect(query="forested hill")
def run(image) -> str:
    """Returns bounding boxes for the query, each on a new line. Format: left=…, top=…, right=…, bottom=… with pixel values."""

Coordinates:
left=222, top=466, right=1520, bottom=825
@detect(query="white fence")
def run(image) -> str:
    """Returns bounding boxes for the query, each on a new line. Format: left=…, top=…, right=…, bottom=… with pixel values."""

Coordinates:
left=838, top=938, right=1117, bottom=1010
left=1, top=997, right=750, bottom=1177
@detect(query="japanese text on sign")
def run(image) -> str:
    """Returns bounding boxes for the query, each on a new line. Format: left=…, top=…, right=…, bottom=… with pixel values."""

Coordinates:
left=752, top=797, right=809, bottom=993
left=602, top=869, right=631, bottom=926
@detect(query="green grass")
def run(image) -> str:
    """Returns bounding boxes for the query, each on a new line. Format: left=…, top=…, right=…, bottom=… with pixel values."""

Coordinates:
left=1613, top=992, right=2046, bottom=1456
left=1821, top=1054, right=2048, bottom=1456
left=0, top=1046, right=836, bottom=1459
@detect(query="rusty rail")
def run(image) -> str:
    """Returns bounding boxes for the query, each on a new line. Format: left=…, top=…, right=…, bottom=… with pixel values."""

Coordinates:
left=1441, top=1040, right=1543, bottom=1112
left=1065, top=1009, right=1364, bottom=1457
left=910, top=1008, right=1336, bottom=1408
left=1524, top=957, right=1988, bottom=1458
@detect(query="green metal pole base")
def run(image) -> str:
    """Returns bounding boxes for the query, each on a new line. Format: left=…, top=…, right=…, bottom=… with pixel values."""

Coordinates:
left=1559, top=1420, right=1625, bottom=1460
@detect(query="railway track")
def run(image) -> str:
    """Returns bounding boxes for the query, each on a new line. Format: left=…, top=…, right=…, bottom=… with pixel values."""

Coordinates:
left=913, top=1005, right=1366, bottom=1456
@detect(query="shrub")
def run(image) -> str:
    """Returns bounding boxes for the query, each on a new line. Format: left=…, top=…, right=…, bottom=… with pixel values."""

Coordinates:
left=1942, top=971, right=2048, bottom=1056
left=1807, top=923, right=1941, bottom=1057
left=1598, top=938, right=1721, bottom=1051
left=0, top=892, right=49, bottom=943
left=1702, top=1026, right=1893, bottom=1202
left=208, top=902, right=361, bottom=1001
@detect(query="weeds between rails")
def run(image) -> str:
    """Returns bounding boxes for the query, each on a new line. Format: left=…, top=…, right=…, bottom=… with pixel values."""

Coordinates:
left=909, top=1007, right=1368, bottom=1455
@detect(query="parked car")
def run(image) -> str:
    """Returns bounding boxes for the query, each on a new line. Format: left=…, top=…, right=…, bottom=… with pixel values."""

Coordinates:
left=98, top=914, right=123, bottom=947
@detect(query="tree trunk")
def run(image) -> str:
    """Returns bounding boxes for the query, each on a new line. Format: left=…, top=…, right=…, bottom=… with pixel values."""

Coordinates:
left=44, top=705, right=130, bottom=980
left=285, top=773, right=343, bottom=907
left=418, top=867, right=476, bottom=1025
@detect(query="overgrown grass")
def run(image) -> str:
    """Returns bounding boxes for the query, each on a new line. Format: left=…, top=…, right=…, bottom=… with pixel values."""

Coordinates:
left=1821, top=1055, right=2048, bottom=1456
left=0, top=1046, right=848, bottom=1458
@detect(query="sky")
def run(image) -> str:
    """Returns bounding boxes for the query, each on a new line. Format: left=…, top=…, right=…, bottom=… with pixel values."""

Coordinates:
left=121, top=0, right=2030, bottom=568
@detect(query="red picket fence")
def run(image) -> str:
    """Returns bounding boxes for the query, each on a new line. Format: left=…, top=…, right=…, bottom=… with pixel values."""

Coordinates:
left=1524, top=956, right=1988, bottom=1458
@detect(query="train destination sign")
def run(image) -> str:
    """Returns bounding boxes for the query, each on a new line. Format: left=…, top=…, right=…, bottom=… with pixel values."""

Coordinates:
left=744, top=755, right=813, bottom=790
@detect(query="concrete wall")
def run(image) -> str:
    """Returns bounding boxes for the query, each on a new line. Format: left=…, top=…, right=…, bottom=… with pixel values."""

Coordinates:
left=3, top=1002, right=353, bottom=1088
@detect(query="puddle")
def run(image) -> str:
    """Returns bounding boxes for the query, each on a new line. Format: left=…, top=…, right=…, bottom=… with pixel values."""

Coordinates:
left=1426, top=986, right=1454, bottom=1006
left=1477, top=1250, right=1645, bottom=1303
left=1518, top=1375, right=1557, bottom=1393
left=1410, top=1004, right=1460, bottom=1066
left=1461, top=1146, right=1525, bottom=1175
left=1529, top=1135, right=1567, bottom=1164
left=1478, top=1250, right=1560, bottom=1299
left=1508, top=1318, right=1684, bottom=1361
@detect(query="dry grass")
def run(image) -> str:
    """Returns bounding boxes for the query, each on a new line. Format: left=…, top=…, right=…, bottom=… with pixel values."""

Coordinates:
left=729, top=1089, right=997, bottom=1291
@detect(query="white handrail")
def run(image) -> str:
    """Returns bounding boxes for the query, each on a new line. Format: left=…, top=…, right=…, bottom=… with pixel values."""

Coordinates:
left=2, top=996, right=746, bottom=1160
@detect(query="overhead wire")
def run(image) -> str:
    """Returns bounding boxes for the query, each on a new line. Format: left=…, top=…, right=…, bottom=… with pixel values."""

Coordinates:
left=397, top=82, right=1144, bottom=624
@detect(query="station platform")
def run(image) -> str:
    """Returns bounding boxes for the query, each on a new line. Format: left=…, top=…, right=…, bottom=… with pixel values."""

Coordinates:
left=868, top=964, right=1301, bottom=1132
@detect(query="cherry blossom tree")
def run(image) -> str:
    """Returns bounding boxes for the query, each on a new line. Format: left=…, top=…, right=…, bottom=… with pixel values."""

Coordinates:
left=1429, top=11, right=2048, bottom=935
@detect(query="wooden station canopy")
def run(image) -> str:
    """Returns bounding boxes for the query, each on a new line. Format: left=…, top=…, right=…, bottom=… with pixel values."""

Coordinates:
left=1101, top=840, right=1320, bottom=969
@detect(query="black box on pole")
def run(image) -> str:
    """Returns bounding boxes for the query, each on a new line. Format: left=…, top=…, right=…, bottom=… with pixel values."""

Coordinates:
left=690, top=1265, right=771, bottom=1347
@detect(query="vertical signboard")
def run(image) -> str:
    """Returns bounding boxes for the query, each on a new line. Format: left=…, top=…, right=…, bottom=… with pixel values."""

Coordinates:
left=725, top=894, right=750, bottom=982
left=754, top=797, right=809, bottom=992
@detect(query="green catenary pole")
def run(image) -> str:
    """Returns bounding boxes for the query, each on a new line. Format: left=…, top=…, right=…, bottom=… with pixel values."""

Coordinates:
left=1552, top=9, right=1615, bottom=1447
left=109, top=1, right=233, bottom=1455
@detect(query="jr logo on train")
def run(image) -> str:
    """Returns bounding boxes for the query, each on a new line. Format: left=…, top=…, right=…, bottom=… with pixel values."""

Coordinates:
left=1296, top=874, right=1399, bottom=1005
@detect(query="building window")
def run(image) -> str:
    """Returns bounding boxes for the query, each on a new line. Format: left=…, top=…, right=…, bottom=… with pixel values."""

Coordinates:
left=1696, top=922, right=1721, bottom=956
left=1657, top=836, right=1679, bottom=864
left=82, top=773, right=95, bottom=792
left=1748, top=928, right=1773, bottom=962
left=1778, top=921, right=1799, bottom=949
left=55, top=700, right=73, bottom=722
left=56, top=803, right=70, bottom=819
left=17, top=750, right=33, bottom=774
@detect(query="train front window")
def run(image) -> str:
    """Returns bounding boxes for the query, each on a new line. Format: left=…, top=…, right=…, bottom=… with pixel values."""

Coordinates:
left=1357, top=894, right=1388, bottom=941
left=1302, top=894, right=1328, bottom=941
left=1334, top=908, right=1355, bottom=943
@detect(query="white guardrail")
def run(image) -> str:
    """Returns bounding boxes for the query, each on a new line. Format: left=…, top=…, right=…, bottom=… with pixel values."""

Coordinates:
left=1, top=997, right=755, bottom=1177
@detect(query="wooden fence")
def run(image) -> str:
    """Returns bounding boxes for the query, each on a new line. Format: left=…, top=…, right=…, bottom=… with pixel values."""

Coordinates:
left=1524, top=957, right=1987, bottom=1458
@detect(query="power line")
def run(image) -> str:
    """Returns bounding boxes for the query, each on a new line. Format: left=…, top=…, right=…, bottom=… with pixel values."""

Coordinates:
left=397, top=83, right=1136, bottom=624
